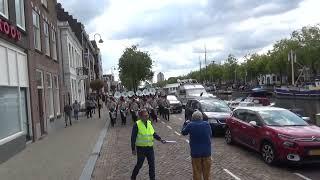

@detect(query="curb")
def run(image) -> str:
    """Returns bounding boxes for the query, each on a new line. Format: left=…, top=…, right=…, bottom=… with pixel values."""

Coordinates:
left=79, top=115, right=110, bottom=180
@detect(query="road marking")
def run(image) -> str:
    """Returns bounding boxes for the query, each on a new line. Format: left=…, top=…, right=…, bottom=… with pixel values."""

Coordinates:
left=167, top=125, right=172, bottom=130
left=161, top=121, right=166, bottom=125
left=223, top=169, right=241, bottom=180
left=174, top=131, right=181, bottom=136
left=294, top=173, right=312, bottom=180
left=185, top=139, right=189, bottom=143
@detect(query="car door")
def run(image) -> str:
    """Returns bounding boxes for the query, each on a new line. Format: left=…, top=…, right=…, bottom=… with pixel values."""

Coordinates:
left=240, top=111, right=261, bottom=150
left=230, top=109, right=247, bottom=142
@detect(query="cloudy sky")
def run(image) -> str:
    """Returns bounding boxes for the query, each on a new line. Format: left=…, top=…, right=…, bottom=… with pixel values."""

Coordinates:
left=58, top=0, right=320, bottom=81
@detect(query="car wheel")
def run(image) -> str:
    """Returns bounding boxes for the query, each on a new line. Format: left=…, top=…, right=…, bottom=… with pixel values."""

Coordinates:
left=225, top=128, right=233, bottom=144
left=261, top=142, right=276, bottom=165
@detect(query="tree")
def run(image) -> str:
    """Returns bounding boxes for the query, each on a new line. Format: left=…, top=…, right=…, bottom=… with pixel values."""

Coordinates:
left=90, top=79, right=104, bottom=93
left=118, top=45, right=154, bottom=91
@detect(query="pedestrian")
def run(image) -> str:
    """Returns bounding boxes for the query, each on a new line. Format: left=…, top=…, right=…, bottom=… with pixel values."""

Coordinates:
left=72, top=100, right=80, bottom=120
left=64, top=103, right=73, bottom=127
left=131, top=109, right=167, bottom=180
left=107, top=97, right=117, bottom=127
left=163, top=95, right=170, bottom=121
left=181, top=111, right=212, bottom=180
left=150, top=96, right=158, bottom=122
left=130, top=98, right=140, bottom=122
left=98, top=100, right=102, bottom=118
left=86, top=98, right=92, bottom=118
left=118, top=96, right=128, bottom=125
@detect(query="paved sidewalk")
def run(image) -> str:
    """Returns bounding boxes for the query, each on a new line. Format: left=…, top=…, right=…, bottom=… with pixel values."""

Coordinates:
left=0, top=109, right=108, bottom=180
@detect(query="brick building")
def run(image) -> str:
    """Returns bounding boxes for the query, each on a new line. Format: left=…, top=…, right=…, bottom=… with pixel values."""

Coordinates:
left=26, top=0, right=62, bottom=140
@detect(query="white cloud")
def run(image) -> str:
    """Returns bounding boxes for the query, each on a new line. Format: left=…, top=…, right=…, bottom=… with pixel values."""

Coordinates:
left=60, top=0, right=320, bottom=82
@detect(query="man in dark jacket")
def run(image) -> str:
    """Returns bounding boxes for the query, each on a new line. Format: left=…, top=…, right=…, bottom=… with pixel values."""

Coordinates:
left=64, top=103, right=73, bottom=127
left=181, top=111, right=212, bottom=180
left=131, top=109, right=166, bottom=180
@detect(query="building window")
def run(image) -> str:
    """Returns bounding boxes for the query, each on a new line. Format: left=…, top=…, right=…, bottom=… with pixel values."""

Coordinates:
left=51, top=29, right=57, bottom=60
left=0, top=87, right=22, bottom=140
left=15, top=0, right=25, bottom=30
left=41, top=0, right=48, bottom=8
left=44, top=22, right=50, bottom=56
left=36, top=70, right=43, bottom=89
left=32, top=10, right=41, bottom=51
left=0, top=0, right=8, bottom=18
left=46, top=73, right=54, bottom=118
left=53, top=76, right=60, bottom=115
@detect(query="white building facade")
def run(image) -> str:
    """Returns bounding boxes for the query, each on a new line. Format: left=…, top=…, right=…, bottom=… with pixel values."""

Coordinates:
left=58, top=21, right=85, bottom=106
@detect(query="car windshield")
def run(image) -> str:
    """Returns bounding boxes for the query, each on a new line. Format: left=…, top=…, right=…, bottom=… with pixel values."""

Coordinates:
left=167, top=96, right=178, bottom=101
left=259, top=110, right=309, bottom=126
left=186, top=88, right=206, bottom=96
left=201, top=100, right=231, bottom=113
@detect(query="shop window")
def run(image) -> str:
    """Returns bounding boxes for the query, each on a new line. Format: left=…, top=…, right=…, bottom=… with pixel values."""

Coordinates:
left=0, top=87, right=21, bottom=140
left=32, top=10, right=41, bottom=51
left=0, top=0, right=8, bottom=19
left=15, top=0, right=25, bottom=30
left=44, top=22, right=50, bottom=56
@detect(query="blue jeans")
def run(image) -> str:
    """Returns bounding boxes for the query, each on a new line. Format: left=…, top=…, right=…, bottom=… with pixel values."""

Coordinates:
left=74, top=111, right=79, bottom=120
left=131, top=147, right=155, bottom=180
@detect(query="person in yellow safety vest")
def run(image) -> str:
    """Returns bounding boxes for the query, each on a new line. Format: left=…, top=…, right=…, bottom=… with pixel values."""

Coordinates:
left=131, top=109, right=166, bottom=180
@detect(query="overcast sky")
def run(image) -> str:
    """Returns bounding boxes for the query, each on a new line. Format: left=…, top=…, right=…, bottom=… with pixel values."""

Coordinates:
left=58, top=0, right=320, bottom=82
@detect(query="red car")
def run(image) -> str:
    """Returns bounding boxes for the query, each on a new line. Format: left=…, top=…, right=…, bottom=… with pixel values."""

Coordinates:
left=225, top=107, right=320, bottom=165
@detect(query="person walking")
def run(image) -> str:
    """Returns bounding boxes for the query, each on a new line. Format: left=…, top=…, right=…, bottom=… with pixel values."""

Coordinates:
left=150, top=96, right=158, bottom=122
left=118, top=96, right=128, bottom=125
left=72, top=100, right=80, bottom=120
left=131, top=109, right=166, bottom=180
left=129, top=98, right=140, bottom=122
left=181, top=111, right=212, bottom=180
left=107, top=97, right=117, bottom=127
left=86, top=98, right=92, bottom=118
left=64, top=103, right=73, bottom=127
left=163, top=95, right=170, bottom=121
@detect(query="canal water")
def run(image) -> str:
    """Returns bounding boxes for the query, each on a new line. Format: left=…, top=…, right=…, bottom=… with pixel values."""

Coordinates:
left=218, top=93, right=320, bottom=122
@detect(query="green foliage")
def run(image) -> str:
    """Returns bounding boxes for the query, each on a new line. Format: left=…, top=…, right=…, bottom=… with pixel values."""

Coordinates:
left=118, top=45, right=154, bottom=91
left=90, top=79, right=104, bottom=92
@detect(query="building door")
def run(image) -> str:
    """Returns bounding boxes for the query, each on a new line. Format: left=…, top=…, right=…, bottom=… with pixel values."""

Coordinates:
left=37, top=89, right=45, bottom=135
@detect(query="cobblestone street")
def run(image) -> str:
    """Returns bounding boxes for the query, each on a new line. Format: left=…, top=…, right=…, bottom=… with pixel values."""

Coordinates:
left=92, top=111, right=320, bottom=180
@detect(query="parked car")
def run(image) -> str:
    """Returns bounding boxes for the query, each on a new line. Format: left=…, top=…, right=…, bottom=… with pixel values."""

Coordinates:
left=167, top=95, right=183, bottom=113
left=225, top=107, right=320, bottom=165
left=185, top=98, right=232, bottom=135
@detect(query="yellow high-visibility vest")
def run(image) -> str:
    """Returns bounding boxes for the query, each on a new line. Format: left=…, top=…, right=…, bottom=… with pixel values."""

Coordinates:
left=135, top=120, right=155, bottom=147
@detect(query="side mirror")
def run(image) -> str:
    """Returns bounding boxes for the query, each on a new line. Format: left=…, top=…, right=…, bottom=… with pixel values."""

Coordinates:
left=302, top=117, right=311, bottom=122
left=249, top=121, right=258, bottom=127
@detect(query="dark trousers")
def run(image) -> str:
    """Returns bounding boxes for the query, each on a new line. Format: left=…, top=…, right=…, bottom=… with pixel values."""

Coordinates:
left=74, top=111, right=79, bottom=120
left=86, top=107, right=92, bottom=118
left=131, top=147, right=155, bottom=180
left=120, top=111, right=126, bottom=125
left=131, top=110, right=138, bottom=122
left=150, top=109, right=157, bottom=122
left=159, top=105, right=164, bottom=117
left=164, top=108, right=170, bottom=121
left=65, top=113, right=72, bottom=126
left=109, top=111, right=116, bottom=127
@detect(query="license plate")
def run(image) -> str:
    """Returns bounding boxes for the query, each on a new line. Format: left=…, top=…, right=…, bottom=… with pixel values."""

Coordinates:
left=309, top=149, right=320, bottom=156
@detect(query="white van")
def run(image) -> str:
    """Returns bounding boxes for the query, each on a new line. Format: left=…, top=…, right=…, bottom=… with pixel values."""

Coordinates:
left=176, top=84, right=216, bottom=106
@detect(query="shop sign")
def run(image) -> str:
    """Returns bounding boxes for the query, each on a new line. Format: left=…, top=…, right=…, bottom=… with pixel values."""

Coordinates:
left=0, top=18, right=22, bottom=41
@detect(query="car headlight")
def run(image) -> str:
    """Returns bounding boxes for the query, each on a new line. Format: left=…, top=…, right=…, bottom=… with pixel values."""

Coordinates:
left=208, top=118, right=218, bottom=124
left=283, top=141, right=297, bottom=148
left=278, top=134, right=296, bottom=140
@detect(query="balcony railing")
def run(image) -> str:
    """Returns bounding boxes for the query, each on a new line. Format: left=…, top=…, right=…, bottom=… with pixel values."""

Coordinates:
left=76, top=67, right=89, bottom=76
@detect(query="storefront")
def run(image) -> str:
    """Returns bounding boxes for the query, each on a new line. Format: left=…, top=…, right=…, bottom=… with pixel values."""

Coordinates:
left=0, top=39, right=31, bottom=163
